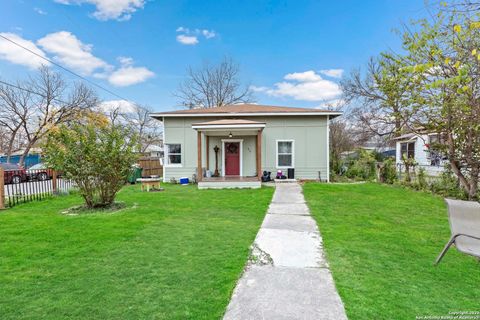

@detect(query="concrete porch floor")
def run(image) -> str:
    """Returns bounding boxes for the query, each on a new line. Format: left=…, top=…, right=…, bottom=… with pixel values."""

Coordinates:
left=198, top=176, right=261, bottom=189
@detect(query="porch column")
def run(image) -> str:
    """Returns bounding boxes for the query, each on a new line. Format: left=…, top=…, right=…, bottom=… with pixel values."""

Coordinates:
left=256, top=130, right=262, bottom=179
left=206, top=135, right=210, bottom=170
left=197, top=131, right=202, bottom=182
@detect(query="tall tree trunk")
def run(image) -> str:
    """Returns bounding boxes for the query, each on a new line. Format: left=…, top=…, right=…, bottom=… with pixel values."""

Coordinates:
left=449, top=159, right=472, bottom=198
left=468, top=167, right=479, bottom=200
left=446, top=132, right=473, bottom=198
left=6, top=126, right=20, bottom=163
left=19, top=138, right=36, bottom=167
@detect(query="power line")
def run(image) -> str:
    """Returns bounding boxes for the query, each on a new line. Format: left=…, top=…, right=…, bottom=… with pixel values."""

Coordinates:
left=0, top=33, right=138, bottom=106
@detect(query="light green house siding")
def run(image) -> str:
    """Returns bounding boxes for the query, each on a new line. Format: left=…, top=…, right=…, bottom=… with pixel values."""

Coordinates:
left=162, top=116, right=329, bottom=181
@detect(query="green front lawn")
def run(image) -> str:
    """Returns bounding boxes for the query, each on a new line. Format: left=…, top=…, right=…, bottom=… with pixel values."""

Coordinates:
left=0, top=184, right=274, bottom=319
left=303, top=183, right=480, bottom=320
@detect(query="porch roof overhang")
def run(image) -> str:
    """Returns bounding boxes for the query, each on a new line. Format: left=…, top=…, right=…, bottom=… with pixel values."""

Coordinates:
left=192, top=119, right=266, bottom=132
left=194, top=119, right=264, bottom=182
left=392, top=133, right=417, bottom=142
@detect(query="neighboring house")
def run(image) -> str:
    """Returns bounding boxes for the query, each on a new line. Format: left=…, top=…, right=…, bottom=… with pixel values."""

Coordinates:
left=143, top=144, right=164, bottom=158
left=151, top=104, right=341, bottom=188
left=0, top=148, right=42, bottom=168
left=393, top=132, right=447, bottom=176
left=360, top=139, right=396, bottom=157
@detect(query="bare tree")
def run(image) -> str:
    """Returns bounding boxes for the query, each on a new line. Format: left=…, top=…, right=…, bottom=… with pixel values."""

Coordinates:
left=122, top=104, right=162, bottom=153
left=341, top=57, right=411, bottom=139
left=19, top=66, right=98, bottom=166
left=175, top=57, right=254, bottom=109
left=105, top=105, right=124, bottom=126
left=0, top=126, right=12, bottom=154
left=0, top=81, right=32, bottom=161
left=329, top=120, right=355, bottom=170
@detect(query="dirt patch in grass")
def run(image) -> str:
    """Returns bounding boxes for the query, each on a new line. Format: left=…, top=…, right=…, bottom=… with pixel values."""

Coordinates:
left=61, top=202, right=131, bottom=215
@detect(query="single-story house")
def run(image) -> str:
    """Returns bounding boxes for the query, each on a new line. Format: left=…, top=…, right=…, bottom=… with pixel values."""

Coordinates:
left=151, top=104, right=341, bottom=188
left=143, top=144, right=164, bottom=159
left=393, top=132, right=447, bottom=176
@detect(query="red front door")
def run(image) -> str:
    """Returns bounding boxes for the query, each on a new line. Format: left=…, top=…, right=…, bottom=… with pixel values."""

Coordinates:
left=225, top=142, right=240, bottom=175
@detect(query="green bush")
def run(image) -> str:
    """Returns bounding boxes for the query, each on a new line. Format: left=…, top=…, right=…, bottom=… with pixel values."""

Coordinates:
left=411, top=167, right=428, bottom=191
left=379, top=158, right=397, bottom=184
left=44, top=121, right=138, bottom=208
left=401, top=157, right=416, bottom=183
left=345, top=150, right=377, bottom=181
left=430, top=165, right=467, bottom=199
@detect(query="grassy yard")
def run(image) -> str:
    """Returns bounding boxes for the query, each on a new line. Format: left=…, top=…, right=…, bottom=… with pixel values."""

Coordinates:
left=0, top=184, right=274, bottom=319
left=303, top=183, right=480, bottom=320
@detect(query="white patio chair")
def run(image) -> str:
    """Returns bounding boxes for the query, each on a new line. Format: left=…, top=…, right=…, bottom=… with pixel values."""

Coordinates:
left=435, top=198, right=480, bottom=265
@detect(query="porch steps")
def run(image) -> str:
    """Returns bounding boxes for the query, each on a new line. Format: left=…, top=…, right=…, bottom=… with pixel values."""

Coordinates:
left=198, top=180, right=261, bottom=189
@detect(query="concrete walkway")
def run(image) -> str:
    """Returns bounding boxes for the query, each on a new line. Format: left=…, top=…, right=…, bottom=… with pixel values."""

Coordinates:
left=223, top=182, right=347, bottom=320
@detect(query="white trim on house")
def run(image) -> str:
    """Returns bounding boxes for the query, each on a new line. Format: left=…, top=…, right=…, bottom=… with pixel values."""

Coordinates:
left=276, top=139, right=295, bottom=169
left=192, top=123, right=266, bottom=130
left=152, top=112, right=343, bottom=118
left=164, top=143, right=183, bottom=168
left=326, top=115, right=330, bottom=182
left=221, top=139, right=243, bottom=177
left=162, top=116, right=166, bottom=182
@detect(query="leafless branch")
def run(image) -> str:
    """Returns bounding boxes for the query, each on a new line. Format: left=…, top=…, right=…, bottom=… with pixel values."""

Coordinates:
left=174, top=57, right=255, bottom=109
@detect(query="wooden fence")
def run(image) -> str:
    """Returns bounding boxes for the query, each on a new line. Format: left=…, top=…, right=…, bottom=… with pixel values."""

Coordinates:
left=138, top=157, right=163, bottom=177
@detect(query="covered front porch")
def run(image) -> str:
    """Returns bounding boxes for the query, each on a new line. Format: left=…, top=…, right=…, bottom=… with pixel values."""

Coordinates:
left=192, top=119, right=264, bottom=189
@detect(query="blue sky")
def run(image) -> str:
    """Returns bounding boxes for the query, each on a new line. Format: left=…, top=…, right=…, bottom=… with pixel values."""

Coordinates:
left=0, top=0, right=428, bottom=112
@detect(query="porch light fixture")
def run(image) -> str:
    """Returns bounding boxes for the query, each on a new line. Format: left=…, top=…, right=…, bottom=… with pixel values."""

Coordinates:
left=228, top=132, right=233, bottom=138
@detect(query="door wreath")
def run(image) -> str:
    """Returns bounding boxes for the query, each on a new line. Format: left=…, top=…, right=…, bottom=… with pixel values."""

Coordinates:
left=226, top=143, right=238, bottom=154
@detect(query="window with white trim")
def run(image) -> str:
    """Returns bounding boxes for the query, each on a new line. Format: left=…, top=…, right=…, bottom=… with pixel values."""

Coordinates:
left=277, top=140, right=294, bottom=168
left=166, top=144, right=182, bottom=166
left=400, top=142, right=415, bottom=160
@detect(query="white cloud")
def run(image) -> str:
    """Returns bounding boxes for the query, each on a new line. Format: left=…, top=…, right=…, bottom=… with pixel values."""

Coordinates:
left=107, top=60, right=154, bottom=87
left=319, top=68, right=344, bottom=78
left=106, top=55, right=154, bottom=87
left=37, top=31, right=109, bottom=75
left=176, top=34, right=199, bottom=45
left=117, top=56, right=134, bottom=66
left=315, top=98, right=345, bottom=110
left=0, top=33, right=49, bottom=69
left=54, top=0, right=145, bottom=21
left=250, top=86, right=270, bottom=93
left=176, top=27, right=216, bottom=45
left=201, top=29, right=216, bottom=39
left=251, top=70, right=342, bottom=102
left=284, top=70, right=322, bottom=82
left=98, top=99, right=137, bottom=113
left=1, top=31, right=154, bottom=87
left=34, top=7, right=48, bottom=15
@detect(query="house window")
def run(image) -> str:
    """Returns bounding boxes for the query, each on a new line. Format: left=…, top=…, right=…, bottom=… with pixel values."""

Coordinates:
left=166, top=144, right=182, bottom=166
left=400, top=142, right=415, bottom=160
left=277, top=140, right=294, bottom=168
left=427, top=134, right=446, bottom=166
